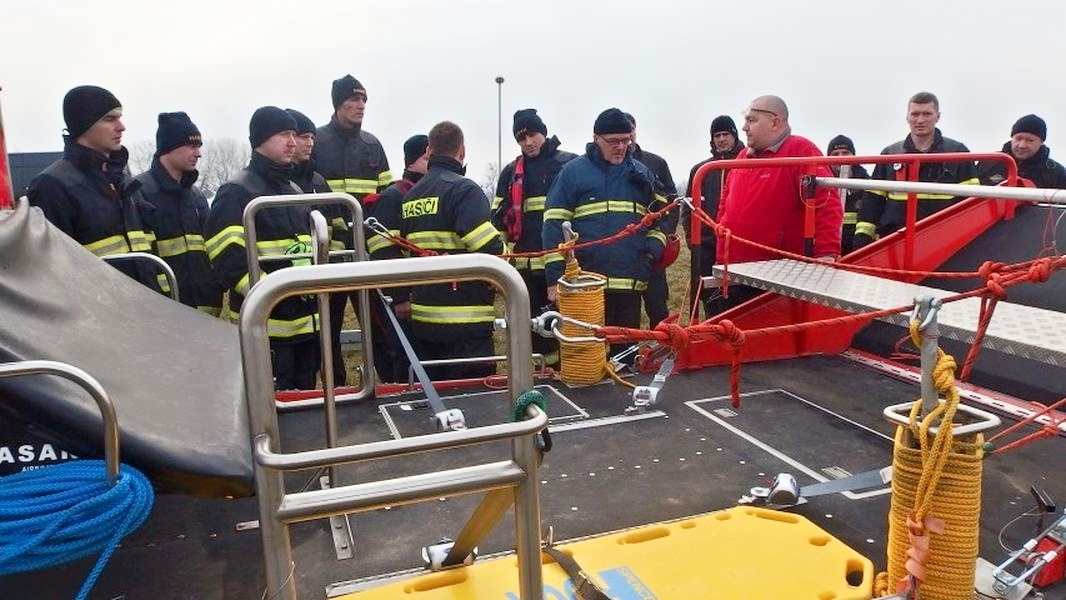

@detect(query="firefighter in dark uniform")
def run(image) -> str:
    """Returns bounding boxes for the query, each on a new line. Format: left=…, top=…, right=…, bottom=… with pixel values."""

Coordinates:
left=685, top=115, right=745, bottom=317
left=624, top=112, right=678, bottom=328
left=399, top=121, right=504, bottom=381
left=363, top=134, right=430, bottom=383
left=27, top=85, right=158, bottom=290
left=205, top=107, right=320, bottom=390
left=824, top=135, right=871, bottom=254
left=134, top=111, right=223, bottom=314
left=854, top=92, right=978, bottom=248
left=492, top=109, right=576, bottom=366
left=977, top=114, right=1066, bottom=189
left=312, top=74, right=392, bottom=387
left=286, top=109, right=331, bottom=194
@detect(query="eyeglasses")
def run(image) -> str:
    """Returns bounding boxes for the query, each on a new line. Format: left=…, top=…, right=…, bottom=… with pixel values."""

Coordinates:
left=597, top=135, right=632, bottom=147
left=742, top=108, right=777, bottom=123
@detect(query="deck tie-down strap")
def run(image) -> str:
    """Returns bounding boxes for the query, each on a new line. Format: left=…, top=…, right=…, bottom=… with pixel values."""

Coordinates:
left=541, top=544, right=610, bottom=600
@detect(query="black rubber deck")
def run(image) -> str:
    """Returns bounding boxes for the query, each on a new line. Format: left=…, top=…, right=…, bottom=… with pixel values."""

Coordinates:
left=3, top=355, right=1063, bottom=599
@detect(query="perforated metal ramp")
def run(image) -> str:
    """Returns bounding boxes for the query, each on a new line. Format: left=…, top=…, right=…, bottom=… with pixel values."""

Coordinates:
left=713, top=259, right=1066, bottom=366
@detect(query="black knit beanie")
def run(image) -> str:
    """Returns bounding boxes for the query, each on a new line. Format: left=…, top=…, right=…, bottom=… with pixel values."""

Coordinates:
left=710, top=115, right=738, bottom=139
left=331, top=75, right=367, bottom=109
left=249, top=106, right=297, bottom=148
left=1011, top=114, right=1047, bottom=141
left=513, top=108, right=547, bottom=139
left=403, top=134, right=429, bottom=166
left=593, top=108, right=633, bottom=135
left=155, top=112, right=202, bottom=156
left=63, top=85, right=122, bottom=139
left=285, top=109, right=316, bottom=135
left=826, top=134, right=856, bottom=155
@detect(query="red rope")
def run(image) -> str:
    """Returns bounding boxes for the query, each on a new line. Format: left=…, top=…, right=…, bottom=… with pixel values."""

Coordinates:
left=984, top=397, right=1066, bottom=455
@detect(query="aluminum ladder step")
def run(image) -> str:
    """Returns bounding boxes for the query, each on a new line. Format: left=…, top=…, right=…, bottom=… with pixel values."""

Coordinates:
left=712, top=259, right=1066, bottom=367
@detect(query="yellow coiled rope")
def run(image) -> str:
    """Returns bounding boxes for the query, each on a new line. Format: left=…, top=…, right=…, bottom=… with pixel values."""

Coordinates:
left=556, top=239, right=632, bottom=388
left=877, top=320, right=983, bottom=599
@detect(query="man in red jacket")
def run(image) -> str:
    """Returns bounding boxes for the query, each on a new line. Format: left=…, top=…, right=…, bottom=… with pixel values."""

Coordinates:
left=714, top=95, right=842, bottom=311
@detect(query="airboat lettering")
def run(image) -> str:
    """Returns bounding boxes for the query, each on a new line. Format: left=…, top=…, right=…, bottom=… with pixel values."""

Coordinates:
left=0, top=443, right=77, bottom=464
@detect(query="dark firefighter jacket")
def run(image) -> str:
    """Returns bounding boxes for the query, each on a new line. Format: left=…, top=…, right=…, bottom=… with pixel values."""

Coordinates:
left=204, top=152, right=318, bottom=342
left=26, top=139, right=158, bottom=290
left=134, top=158, right=223, bottom=314
left=684, top=139, right=745, bottom=250
left=977, top=143, right=1066, bottom=189
left=631, top=143, right=678, bottom=232
left=364, top=169, right=424, bottom=305
left=397, top=155, right=503, bottom=341
left=856, top=129, right=978, bottom=238
left=543, top=142, right=668, bottom=292
left=312, top=118, right=391, bottom=252
left=491, top=136, right=577, bottom=272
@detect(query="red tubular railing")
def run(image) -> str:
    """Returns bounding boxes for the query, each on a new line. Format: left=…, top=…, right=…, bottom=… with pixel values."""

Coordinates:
left=0, top=86, right=14, bottom=210
left=689, top=152, right=1019, bottom=270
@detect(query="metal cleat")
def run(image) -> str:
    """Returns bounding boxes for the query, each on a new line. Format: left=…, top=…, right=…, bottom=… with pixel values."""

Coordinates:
left=434, top=409, right=467, bottom=432
left=421, top=537, right=477, bottom=571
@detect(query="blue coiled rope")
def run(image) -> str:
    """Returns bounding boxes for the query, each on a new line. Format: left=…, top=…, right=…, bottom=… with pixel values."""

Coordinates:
left=0, top=459, right=155, bottom=600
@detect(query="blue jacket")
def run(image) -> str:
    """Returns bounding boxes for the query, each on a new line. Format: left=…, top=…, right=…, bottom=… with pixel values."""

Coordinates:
left=543, top=142, right=667, bottom=292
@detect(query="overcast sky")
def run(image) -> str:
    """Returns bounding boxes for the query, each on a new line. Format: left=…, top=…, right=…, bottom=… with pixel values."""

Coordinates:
left=4, top=0, right=1066, bottom=189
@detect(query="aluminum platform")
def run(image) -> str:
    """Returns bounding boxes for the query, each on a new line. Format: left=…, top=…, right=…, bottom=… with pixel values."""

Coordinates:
left=713, top=259, right=1066, bottom=366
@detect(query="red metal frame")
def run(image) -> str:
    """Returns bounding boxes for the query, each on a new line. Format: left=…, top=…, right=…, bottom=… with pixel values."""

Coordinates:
left=678, top=152, right=1024, bottom=371
left=0, top=87, right=13, bottom=210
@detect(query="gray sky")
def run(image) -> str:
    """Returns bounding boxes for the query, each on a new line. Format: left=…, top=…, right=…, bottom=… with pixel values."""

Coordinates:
left=4, top=0, right=1066, bottom=189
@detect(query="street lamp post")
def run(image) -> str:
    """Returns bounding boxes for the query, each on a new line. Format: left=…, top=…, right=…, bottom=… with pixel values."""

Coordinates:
left=495, top=76, right=504, bottom=176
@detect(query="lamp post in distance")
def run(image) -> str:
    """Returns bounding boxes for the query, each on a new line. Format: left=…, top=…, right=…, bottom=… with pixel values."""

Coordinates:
left=495, top=76, right=504, bottom=176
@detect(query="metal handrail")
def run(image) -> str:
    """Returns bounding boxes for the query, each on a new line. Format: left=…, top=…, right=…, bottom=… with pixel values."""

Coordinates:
left=240, top=253, right=541, bottom=600
left=815, top=177, right=1066, bottom=204
left=241, top=192, right=374, bottom=403
left=101, top=251, right=180, bottom=301
left=0, top=360, right=121, bottom=483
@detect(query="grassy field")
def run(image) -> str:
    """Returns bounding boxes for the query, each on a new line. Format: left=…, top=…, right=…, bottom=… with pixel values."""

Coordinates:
left=338, top=244, right=696, bottom=385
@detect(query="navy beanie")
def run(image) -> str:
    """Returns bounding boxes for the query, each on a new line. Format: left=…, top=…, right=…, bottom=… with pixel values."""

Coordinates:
left=155, top=112, right=202, bottom=156
left=285, top=108, right=316, bottom=135
left=249, top=106, right=297, bottom=148
left=513, top=108, right=547, bottom=139
left=593, top=108, right=633, bottom=135
left=331, top=75, right=367, bottom=109
left=63, top=85, right=121, bottom=139
left=710, top=115, right=738, bottom=139
left=826, top=134, right=856, bottom=155
left=1011, top=114, right=1047, bottom=141
left=403, top=134, right=429, bottom=166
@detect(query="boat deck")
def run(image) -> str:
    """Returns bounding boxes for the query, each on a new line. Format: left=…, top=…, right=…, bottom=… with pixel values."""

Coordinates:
left=3, top=354, right=1063, bottom=599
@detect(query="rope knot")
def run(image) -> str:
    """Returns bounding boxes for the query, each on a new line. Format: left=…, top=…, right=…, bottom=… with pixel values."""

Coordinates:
left=977, top=260, right=1006, bottom=280
left=716, top=319, right=746, bottom=348
left=984, top=272, right=1007, bottom=300
left=654, top=322, right=689, bottom=353
left=1028, top=258, right=1052, bottom=283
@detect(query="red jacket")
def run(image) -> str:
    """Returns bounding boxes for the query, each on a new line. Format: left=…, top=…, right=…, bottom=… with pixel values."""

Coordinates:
left=716, top=134, right=841, bottom=263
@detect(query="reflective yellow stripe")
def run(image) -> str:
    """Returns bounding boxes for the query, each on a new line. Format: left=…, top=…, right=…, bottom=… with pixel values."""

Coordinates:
left=206, top=225, right=245, bottom=260
left=266, top=313, right=319, bottom=338
left=127, top=230, right=152, bottom=252
left=512, top=255, right=546, bottom=271
left=843, top=212, right=857, bottom=225
left=461, top=221, right=501, bottom=252
left=256, top=239, right=295, bottom=257
left=544, top=253, right=565, bottom=266
left=411, top=303, right=496, bottom=324
left=606, top=277, right=647, bottom=292
left=325, top=178, right=378, bottom=195
left=524, top=196, right=546, bottom=212
left=573, top=200, right=647, bottom=219
left=646, top=230, right=667, bottom=246
left=84, top=235, right=131, bottom=257
left=366, top=234, right=395, bottom=254
left=330, top=216, right=350, bottom=232
left=155, top=234, right=206, bottom=258
left=855, top=222, right=878, bottom=238
left=886, top=192, right=957, bottom=201
left=377, top=170, right=393, bottom=188
left=407, top=230, right=464, bottom=251
left=235, top=273, right=251, bottom=296
left=491, top=195, right=504, bottom=211
left=156, top=273, right=171, bottom=293
left=544, top=208, right=573, bottom=221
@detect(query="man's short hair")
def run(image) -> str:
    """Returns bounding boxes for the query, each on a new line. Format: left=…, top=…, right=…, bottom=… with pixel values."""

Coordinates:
left=908, top=91, right=939, bottom=111
left=428, top=121, right=463, bottom=156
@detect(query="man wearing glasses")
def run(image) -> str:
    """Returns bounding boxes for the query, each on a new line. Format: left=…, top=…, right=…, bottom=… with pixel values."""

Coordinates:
left=543, top=108, right=668, bottom=351
left=714, top=95, right=841, bottom=311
